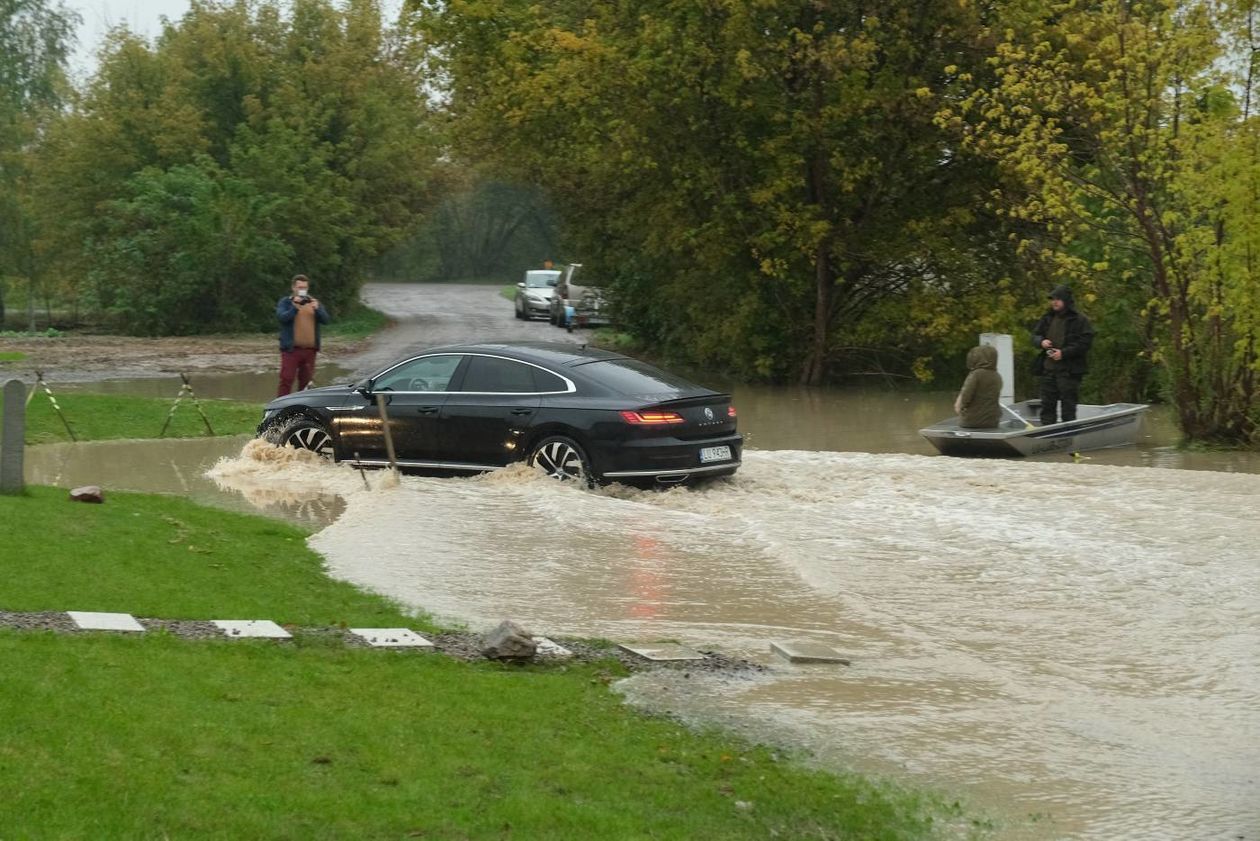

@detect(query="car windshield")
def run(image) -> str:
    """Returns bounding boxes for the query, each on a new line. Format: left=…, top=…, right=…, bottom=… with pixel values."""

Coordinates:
left=580, top=358, right=700, bottom=396
left=525, top=270, right=560, bottom=288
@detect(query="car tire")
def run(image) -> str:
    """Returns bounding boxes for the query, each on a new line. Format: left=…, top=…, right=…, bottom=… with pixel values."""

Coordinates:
left=528, top=435, right=592, bottom=486
left=266, top=415, right=335, bottom=459
left=515, top=300, right=526, bottom=320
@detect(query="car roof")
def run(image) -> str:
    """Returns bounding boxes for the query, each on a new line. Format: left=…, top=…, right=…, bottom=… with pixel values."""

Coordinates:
left=412, top=342, right=628, bottom=368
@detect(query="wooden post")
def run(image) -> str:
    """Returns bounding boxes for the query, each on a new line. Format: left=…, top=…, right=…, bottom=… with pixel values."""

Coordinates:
left=374, top=393, right=399, bottom=475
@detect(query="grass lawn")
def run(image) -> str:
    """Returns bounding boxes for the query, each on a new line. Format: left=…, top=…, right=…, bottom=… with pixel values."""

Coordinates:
left=4, top=392, right=261, bottom=444
left=0, top=350, right=27, bottom=362
left=0, top=487, right=961, bottom=839
left=500, top=284, right=517, bottom=302
left=323, top=301, right=389, bottom=340
left=0, top=487, right=417, bottom=627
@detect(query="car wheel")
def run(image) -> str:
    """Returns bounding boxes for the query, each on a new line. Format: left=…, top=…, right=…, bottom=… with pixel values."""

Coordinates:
left=515, top=300, right=526, bottom=320
left=528, top=436, right=591, bottom=485
left=267, top=415, right=335, bottom=459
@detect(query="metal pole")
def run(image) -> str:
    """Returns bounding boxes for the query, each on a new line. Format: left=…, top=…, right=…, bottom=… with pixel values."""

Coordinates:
left=182, top=373, right=216, bottom=437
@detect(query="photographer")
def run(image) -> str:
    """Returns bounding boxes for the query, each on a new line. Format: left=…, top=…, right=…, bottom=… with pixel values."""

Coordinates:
left=276, top=274, right=331, bottom=396
left=1031, top=285, right=1094, bottom=425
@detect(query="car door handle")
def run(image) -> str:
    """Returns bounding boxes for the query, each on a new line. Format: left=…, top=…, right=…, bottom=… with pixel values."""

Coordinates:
left=510, top=408, right=535, bottom=416
left=416, top=406, right=440, bottom=415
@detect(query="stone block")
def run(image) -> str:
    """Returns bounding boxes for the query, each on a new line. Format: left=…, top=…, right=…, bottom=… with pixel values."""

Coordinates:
left=67, top=611, right=145, bottom=632
left=618, top=643, right=706, bottom=662
left=349, top=628, right=434, bottom=648
left=769, top=641, right=851, bottom=665
left=213, top=619, right=292, bottom=639
left=1, top=380, right=26, bottom=494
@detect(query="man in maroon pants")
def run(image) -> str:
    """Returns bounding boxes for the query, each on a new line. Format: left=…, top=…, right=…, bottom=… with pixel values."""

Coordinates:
left=276, top=274, right=330, bottom=396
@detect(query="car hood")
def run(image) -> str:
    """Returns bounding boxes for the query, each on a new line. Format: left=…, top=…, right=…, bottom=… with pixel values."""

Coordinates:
left=265, top=383, right=356, bottom=410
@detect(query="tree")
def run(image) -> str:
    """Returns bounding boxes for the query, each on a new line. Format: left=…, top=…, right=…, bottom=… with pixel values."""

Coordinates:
left=0, top=0, right=77, bottom=327
left=415, top=0, right=1020, bottom=383
left=31, top=0, right=437, bottom=333
left=944, top=0, right=1260, bottom=443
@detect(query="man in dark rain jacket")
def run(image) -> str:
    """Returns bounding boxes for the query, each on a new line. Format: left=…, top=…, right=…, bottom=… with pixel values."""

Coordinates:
left=1031, top=285, right=1095, bottom=425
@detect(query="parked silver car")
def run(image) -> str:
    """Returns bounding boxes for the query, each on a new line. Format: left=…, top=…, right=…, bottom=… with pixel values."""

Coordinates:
left=514, top=269, right=561, bottom=319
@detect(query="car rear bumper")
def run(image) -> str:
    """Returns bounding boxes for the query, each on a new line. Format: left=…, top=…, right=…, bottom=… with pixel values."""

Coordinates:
left=592, top=433, right=742, bottom=480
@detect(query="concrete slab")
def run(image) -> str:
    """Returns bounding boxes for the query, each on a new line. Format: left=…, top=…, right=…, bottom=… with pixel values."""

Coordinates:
left=770, top=641, right=851, bottom=665
left=349, top=628, right=434, bottom=649
left=67, top=611, right=145, bottom=633
left=534, top=637, right=573, bottom=658
left=619, top=643, right=706, bottom=662
left=213, top=620, right=292, bottom=639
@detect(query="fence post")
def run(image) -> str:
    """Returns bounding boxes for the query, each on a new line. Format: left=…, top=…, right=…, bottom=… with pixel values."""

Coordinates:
left=1, top=379, right=26, bottom=494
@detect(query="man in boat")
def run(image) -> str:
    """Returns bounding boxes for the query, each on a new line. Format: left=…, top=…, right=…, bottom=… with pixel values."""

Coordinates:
left=954, top=344, right=1003, bottom=428
left=1031, top=285, right=1095, bottom=425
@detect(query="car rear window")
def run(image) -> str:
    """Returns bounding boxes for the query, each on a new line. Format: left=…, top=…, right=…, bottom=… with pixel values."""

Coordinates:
left=580, top=359, right=699, bottom=396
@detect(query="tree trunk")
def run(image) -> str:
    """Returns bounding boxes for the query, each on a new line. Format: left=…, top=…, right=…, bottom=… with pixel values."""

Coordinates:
left=801, top=240, right=834, bottom=386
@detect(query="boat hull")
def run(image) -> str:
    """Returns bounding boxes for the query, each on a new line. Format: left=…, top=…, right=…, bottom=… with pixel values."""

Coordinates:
left=920, top=401, right=1149, bottom=458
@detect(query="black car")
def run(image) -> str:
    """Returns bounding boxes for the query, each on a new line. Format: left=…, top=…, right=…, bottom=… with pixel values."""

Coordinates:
left=257, top=342, right=742, bottom=485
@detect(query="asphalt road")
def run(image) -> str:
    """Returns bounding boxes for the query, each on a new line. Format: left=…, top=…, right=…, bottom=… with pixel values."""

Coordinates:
left=348, top=282, right=581, bottom=375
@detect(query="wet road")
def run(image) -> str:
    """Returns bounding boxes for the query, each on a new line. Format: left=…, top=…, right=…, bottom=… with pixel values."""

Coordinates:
left=346, top=282, right=581, bottom=375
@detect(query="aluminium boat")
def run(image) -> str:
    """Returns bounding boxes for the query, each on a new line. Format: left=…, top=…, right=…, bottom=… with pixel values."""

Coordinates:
left=920, top=399, right=1149, bottom=458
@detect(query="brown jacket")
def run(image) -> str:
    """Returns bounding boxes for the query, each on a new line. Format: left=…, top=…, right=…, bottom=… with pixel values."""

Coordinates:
left=957, top=345, right=1003, bottom=429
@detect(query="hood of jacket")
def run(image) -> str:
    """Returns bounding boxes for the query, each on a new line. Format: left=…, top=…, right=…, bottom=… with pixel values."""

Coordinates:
left=1049, top=284, right=1077, bottom=312
left=966, top=344, right=999, bottom=371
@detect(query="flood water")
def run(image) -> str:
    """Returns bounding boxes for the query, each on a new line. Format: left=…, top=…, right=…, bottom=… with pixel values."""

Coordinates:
left=25, top=383, right=1260, bottom=840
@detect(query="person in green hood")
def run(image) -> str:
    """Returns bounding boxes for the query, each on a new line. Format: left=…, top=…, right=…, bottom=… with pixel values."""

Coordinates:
left=954, top=344, right=1003, bottom=428
left=1031, top=285, right=1095, bottom=425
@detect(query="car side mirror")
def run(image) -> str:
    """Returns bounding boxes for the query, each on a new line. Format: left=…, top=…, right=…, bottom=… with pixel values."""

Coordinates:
left=517, top=282, right=525, bottom=288
left=355, top=380, right=373, bottom=397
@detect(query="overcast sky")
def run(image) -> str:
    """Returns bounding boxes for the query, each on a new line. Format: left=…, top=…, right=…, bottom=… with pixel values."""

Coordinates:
left=67, top=1, right=405, bottom=80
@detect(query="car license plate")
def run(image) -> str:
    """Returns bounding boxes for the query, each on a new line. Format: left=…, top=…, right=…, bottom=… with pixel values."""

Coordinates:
left=699, top=445, right=732, bottom=463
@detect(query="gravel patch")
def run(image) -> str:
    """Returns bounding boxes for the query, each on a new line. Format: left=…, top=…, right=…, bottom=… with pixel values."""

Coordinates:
left=0, top=611, right=78, bottom=633
left=0, top=611, right=765, bottom=675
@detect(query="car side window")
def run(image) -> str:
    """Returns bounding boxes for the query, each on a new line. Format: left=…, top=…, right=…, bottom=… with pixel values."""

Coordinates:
left=532, top=368, right=568, bottom=393
left=459, top=357, right=539, bottom=393
left=374, top=355, right=463, bottom=392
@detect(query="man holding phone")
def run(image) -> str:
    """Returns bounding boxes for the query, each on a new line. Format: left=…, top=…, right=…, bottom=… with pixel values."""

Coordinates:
left=1031, top=284, right=1094, bottom=425
left=276, top=274, right=331, bottom=396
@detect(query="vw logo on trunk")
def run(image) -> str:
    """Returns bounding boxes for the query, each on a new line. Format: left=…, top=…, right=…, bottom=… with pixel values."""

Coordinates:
left=704, top=407, right=714, bottom=420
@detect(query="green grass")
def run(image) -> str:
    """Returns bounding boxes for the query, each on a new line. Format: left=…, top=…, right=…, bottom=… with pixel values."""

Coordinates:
left=500, top=283, right=517, bottom=301
left=0, top=487, right=957, bottom=838
left=0, top=350, right=27, bottom=362
left=0, top=487, right=417, bottom=626
left=322, top=301, right=389, bottom=340
left=0, top=633, right=939, bottom=840
left=3, top=392, right=261, bottom=444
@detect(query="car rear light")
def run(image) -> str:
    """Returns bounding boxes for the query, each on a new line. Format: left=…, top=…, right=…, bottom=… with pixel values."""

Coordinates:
left=727, top=406, right=737, bottom=418
left=620, top=410, right=685, bottom=425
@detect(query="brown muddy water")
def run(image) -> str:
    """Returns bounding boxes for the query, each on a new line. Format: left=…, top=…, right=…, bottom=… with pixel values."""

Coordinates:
left=23, top=387, right=1260, bottom=840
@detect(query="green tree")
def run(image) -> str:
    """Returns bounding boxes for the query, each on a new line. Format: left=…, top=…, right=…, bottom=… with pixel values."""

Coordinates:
left=32, top=0, right=436, bottom=334
left=0, top=0, right=77, bottom=328
left=944, top=0, right=1260, bottom=443
left=416, top=0, right=1021, bottom=383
